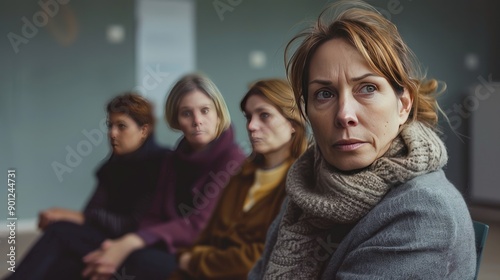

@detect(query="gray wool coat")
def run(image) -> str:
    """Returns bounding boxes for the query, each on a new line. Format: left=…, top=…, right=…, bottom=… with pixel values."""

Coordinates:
left=249, top=170, right=476, bottom=280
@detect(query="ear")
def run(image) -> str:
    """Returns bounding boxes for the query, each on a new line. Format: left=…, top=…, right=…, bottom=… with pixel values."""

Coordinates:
left=398, top=88, right=413, bottom=125
left=140, top=124, right=150, bottom=139
left=289, top=120, right=296, bottom=134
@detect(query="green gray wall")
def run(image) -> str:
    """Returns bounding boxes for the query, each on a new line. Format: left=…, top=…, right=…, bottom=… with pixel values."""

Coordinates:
left=0, top=0, right=137, bottom=223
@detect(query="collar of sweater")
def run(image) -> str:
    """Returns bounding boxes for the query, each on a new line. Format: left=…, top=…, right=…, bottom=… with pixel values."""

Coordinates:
left=175, top=125, right=238, bottom=167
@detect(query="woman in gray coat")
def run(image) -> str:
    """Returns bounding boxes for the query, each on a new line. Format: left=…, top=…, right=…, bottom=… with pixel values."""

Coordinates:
left=249, top=1, right=476, bottom=279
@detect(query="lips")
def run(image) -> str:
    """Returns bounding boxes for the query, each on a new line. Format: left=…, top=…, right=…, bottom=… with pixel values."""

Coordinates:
left=333, top=139, right=365, bottom=151
left=250, top=137, right=263, bottom=143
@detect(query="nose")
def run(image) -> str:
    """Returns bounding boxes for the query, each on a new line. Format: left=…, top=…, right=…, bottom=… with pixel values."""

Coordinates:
left=192, top=112, right=202, bottom=127
left=247, top=116, right=258, bottom=132
left=109, top=126, right=118, bottom=139
left=335, top=95, right=358, bottom=128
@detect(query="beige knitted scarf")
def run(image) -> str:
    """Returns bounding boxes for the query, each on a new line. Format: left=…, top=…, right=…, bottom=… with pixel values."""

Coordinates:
left=263, top=121, right=448, bottom=278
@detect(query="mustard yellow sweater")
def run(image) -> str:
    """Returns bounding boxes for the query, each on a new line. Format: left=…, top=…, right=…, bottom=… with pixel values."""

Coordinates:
left=171, top=159, right=291, bottom=279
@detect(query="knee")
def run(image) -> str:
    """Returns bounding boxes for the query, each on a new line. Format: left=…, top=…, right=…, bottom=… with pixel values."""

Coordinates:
left=43, top=221, right=85, bottom=242
left=120, top=248, right=177, bottom=279
left=45, top=221, right=81, bottom=234
left=121, top=248, right=150, bottom=268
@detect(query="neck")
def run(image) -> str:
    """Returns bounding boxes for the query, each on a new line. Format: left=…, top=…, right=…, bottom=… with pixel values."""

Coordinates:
left=261, top=148, right=291, bottom=170
left=189, top=143, right=207, bottom=153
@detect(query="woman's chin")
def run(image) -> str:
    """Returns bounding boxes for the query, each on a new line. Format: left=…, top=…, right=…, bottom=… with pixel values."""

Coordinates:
left=325, top=156, right=373, bottom=172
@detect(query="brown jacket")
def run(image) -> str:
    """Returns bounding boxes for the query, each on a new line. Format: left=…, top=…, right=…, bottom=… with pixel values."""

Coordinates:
left=170, top=159, right=290, bottom=279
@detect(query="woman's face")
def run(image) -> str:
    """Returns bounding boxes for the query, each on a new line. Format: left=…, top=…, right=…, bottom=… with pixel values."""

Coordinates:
left=108, top=113, right=148, bottom=155
left=307, top=38, right=412, bottom=171
left=177, top=89, right=220, bottom=151
left=244, top=94, right=294, bottom=158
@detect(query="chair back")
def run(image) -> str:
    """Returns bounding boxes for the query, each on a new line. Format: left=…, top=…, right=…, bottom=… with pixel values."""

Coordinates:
left=473, top=220, right=489, bottom=280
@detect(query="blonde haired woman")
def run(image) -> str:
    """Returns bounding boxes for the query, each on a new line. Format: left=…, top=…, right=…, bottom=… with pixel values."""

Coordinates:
left=250, top=1, right=475, bottom=279
left=171, top=78, right=307, bottom=279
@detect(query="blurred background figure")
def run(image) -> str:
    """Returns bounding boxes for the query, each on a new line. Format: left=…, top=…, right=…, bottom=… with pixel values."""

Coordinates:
left=4, top=93, right=169, bottom=280
left=81, top=73, right=246, bottom=280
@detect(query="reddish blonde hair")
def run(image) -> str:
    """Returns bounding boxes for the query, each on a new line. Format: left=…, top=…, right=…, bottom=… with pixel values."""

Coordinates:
left=286, top=0, right=444, bottom=128
left=240, top=79, right=308, bottom=160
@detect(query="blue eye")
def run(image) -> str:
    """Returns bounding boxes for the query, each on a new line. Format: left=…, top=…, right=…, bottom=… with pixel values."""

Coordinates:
left=316, top=90, right=334, bottom=100
left=359, top=85, right=377, bottom=94
left=260, top=113, right=270, bottom=119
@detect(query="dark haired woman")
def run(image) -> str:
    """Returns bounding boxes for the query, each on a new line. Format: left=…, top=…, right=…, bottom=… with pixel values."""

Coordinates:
left=5, top=93, right=169, bottom=280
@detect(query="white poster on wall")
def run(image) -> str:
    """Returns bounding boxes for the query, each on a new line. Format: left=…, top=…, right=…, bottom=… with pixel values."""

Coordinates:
left=135, top=0, right=195, bottom=118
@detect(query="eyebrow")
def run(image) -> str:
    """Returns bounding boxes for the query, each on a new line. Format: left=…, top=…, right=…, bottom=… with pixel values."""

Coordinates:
left=246, top=105, right=273, bottom=114
left=108, top=119, right=126, bottom=123
left=179, top=104, right=213, bottom=110
left=309, top=73, right=380, bottom=85
left=350, top=73, right=379, bottom=82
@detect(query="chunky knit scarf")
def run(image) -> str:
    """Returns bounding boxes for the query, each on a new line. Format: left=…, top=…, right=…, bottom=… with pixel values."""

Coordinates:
left=264, top=121, right=448, bottom=278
